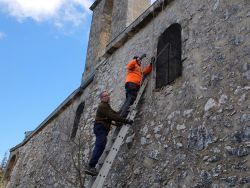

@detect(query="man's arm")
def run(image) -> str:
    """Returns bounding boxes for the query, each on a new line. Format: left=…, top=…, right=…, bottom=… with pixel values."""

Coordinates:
left=127, top=59, right=137, bottom=70
left=143, top=64, right=152, bottom=75
left=104, top=104, right=129, bottom=124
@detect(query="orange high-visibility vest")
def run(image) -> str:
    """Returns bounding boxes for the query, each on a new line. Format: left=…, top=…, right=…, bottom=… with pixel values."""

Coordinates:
left=125, top=59, right=152, bottom=85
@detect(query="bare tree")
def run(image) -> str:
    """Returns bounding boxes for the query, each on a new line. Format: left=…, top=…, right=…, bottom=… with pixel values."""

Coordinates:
left=0, top=152, right=8, bottom=169
left=42, top=115, right=93, bottom=188
left=0, top=152, right=8, bottom=188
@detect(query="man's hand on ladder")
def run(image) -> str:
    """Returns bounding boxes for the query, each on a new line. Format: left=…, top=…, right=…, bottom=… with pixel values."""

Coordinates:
left=126, top=119, right=134, bottom=125
left=150, top=56, right=156, bottom=66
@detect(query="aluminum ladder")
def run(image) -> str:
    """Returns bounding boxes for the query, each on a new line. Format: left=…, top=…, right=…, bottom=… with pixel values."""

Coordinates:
left=88, top=77, right=149, bottom=188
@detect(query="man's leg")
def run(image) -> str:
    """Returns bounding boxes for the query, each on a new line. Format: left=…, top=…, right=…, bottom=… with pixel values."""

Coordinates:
left=89, top=124, right=108, bottom=168
left=120, top=94, right=136, bottom=118
left=120, top=84, right=139, bottom=118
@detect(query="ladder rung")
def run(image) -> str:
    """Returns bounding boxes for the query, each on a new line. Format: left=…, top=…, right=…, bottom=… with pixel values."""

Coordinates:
left=105, top=149, right=110, bottom=153
left=89, top=78, right=149, bottom=188
left=98, top=161, right=104, bottom=166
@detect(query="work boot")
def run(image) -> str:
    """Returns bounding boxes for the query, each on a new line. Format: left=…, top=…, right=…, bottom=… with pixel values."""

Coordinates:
left=85, top=166, right=98, bottom=176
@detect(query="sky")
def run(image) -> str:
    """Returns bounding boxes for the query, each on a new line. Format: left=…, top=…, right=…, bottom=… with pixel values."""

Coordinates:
left=0, top=0, right=93, bottom=162
left=0, top=0, right=156, bottom=162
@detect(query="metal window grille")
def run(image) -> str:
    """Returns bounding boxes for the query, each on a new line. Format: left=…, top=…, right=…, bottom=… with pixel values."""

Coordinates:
left=156, top=23, right=182, bottom=88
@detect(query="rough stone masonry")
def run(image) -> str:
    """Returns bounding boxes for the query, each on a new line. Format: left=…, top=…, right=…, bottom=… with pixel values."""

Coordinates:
left=4, top=0, right=250, bottom=187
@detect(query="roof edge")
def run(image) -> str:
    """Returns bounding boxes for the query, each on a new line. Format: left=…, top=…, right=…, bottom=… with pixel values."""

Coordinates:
left=10, top=72, right=95, bottom=152
left=90, top=0, right=102, bottom=11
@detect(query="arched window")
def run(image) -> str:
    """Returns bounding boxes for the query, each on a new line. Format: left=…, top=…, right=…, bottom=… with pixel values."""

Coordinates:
left=4, top=154, right=18, bottom=181
left=70, top=102, right=85, bottom=139
left=156, top=23, right=182, bottom=88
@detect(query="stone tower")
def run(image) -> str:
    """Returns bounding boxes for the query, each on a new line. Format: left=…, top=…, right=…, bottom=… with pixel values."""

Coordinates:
left=83, top=0, right=150, bottom=79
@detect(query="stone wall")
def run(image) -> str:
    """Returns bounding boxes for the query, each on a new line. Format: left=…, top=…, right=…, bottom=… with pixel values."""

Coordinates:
left=110, top=0, right=150, bottom=41
left=126, top=0, right=151, bottom=27
left=4, top=83, right=100, bottom=188
left=84, top=0, right=151, bottom=80
left=82, top=0, right=113, bottom=81
left=0, top=169, right=4, bottom=188
left=109, top=0, right=128, bottom=42
left=5, top=0, right=250, bottom=187
left=84, top=0, right=107, bottom=79
left=104, top=0, right=250, bottom=187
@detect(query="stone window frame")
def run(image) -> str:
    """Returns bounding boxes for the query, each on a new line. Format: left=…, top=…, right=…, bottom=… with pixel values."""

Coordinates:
left=70, top=102, right=85, bottom=139
left=4, top=152, right=19, bottom=181
left=155, top=23, right=182, bottom=89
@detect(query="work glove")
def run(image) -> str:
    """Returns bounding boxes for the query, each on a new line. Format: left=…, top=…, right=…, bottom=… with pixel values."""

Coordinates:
left=150, top=56, right=156, bottom=66
left=126, top=119, right=134, bottom=125
left=115, top=122, right=123, bottom=127
left=140, top=53, right=146, bottom=60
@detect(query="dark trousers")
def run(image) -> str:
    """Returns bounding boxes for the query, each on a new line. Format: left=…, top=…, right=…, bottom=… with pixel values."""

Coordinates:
left=120, top=82, right=140, bottom=118
left=89, top=123, right=109, bottom=168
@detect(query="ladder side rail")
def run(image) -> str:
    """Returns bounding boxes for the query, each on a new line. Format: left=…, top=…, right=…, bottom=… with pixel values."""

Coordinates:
left=96, top=126, right=120, bottom=168
left=86, top=127, right=119, bottom=188
left=91, top=125, right=130, bottom=188
left=87, top=127, right=120, bottom=188
left=129, top=78, right=149, bottom=111
left=91, top=78, right=149, bottom=188
left=87, top=126, right=121, bottom=187
left=96, top=77, right=148, bottom=169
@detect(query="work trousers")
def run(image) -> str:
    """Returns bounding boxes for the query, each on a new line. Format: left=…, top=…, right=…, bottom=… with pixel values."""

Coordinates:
left=120, top=82, right=140, bottom=118
left=89, top=123, right=109, bottom=168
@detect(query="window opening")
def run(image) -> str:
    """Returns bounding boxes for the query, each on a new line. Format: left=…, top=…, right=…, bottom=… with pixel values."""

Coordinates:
left=4, top=154, right=18, bottom=181
left=156, top=23, right=182, bottom=88
left=71, top=102, right=85, bottom=139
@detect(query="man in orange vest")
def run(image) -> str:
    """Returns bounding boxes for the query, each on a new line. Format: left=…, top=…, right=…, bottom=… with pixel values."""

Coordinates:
left=120, top=54, right=153, bottom=117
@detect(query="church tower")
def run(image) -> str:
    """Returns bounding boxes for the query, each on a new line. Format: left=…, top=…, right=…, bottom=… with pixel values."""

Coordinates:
left=82, top=0, right=150, bottom=80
